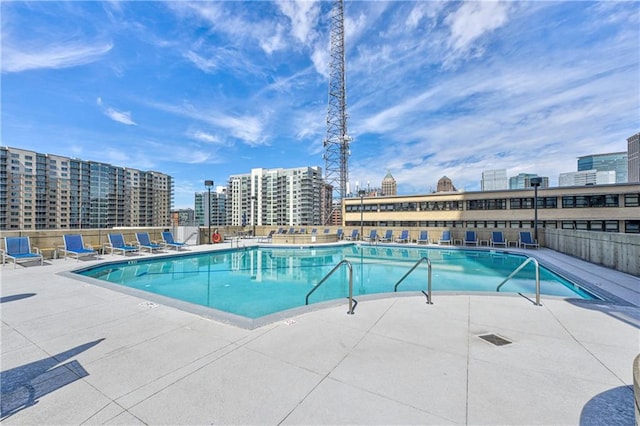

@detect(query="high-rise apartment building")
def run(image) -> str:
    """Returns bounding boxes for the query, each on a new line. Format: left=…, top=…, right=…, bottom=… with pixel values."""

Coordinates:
left=194, top=187, right=227, bottom=226
left=509, top=173, right=549, bottom=190
left=0, top=146, right=173, bottom=230
left=577, top=152, right=627, bottom=183
left=559, top=170, right=616, bottom=187
left=628, top=132, right=640, bottom=183
left=226, top=166, right=329, bottom=227
left=481, top=169, right=508, bottom=191
left=381, top=171, right=397, bottom=196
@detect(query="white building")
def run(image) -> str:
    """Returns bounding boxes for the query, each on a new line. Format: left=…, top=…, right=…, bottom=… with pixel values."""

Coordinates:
left=481, top=169, right=508, bottom=191
left=558, top=170, right=616, bottom=187
left=226, top=166, right=330, bottom=227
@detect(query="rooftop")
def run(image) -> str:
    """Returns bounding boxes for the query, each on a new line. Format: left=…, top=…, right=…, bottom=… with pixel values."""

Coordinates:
left=2, top=243, right=638, bottom=424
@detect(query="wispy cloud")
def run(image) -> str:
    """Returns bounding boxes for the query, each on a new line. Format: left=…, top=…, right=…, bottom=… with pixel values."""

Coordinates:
left=97, top=97, right=137, bottom=126
left=2, top=42, right=112, bottom=73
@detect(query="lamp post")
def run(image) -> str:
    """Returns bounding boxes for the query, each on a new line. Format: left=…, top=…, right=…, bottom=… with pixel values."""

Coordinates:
left=204, top=180, right=214, bottom=244
left=530, top=177, right=542, bottom=242
left=359, top=190, right=366, bottom=242
left=251, top=195, right=257, bottom=238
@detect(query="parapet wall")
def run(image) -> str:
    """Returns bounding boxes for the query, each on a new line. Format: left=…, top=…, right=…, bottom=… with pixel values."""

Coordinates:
left=544, top=228, right=640, bottom=277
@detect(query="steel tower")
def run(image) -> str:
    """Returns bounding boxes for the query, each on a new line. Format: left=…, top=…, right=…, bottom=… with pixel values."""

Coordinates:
left=323, top=0, right=350, bottom=224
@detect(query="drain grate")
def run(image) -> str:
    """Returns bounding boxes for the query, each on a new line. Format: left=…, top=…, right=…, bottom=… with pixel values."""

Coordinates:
left=478, top=333, right=512, bottom=346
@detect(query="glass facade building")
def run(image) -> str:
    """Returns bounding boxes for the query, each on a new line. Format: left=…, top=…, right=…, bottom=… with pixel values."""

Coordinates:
left=577, top=152, right=628, bottom=184
left=0, top=146, right=173, bottom=230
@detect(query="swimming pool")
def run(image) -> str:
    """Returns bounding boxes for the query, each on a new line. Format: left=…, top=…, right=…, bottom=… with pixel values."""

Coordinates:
left=74, top=244, right=596, bottom=320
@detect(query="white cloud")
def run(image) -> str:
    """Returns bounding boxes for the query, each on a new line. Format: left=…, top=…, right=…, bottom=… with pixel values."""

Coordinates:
left=275, top=0, right=321, bottom=46
left=184, top=50, right=218, bottom=73
left=445, top=1, right=511, bottom=55
left=104, top=107, right=137, bottom=126
left=2, top=42, right=113, bottom=73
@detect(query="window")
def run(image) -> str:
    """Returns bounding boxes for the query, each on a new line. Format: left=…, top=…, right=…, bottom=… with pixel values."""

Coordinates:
left=624, top=194, right=639, bottom=207
left=562, top=195, right=619, bottom=208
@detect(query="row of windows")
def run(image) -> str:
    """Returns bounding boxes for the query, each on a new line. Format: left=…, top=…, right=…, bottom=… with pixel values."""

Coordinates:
left=346, top=193, right=639, bottom=212
left=344, top=220, right=639, bottom=233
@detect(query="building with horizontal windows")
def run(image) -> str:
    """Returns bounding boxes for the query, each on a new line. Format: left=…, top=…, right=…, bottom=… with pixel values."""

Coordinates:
left=481, top=169, right=508, bottom=191
left=194, top=187, right=227, bottom=227
left=226, top=166, right=331, bottom=227
left=0, top=146, right=173, bottom=230
left=343, top=183, right=640, bottom=234
left=628, top=132, right=640, bottom=183
left=509, top=173, right=549, bottom=190
left=578, top=151, right=627, bottom=183
left=559, top=170, right=616, bottom=187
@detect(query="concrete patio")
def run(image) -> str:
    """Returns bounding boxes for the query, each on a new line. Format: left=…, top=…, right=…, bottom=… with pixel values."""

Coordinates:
left=1, top=243, right=638, bottom=424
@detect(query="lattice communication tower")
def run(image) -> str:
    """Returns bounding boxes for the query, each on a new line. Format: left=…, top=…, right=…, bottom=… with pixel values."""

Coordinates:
left=323, top=0, right=351, bottom=224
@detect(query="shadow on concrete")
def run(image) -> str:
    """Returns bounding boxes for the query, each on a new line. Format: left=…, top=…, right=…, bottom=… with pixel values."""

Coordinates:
left=567, top=299, right=640, bottom=330
left=0, top=293, right=36, bottom=304
left=580, top=385, right=634, bottom=425
left=0, top=338, right=105, bottom=420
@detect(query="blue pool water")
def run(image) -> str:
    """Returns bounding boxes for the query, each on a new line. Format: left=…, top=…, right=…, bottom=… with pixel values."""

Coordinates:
left=76, top=244, right=596, bottom=319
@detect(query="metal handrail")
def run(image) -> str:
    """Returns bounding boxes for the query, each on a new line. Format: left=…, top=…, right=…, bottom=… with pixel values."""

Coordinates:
left=305, top=260, right=356, bottom=314
left=393, top=257, right=433, bottom=305
left=496, top=256, right=541, bottom=306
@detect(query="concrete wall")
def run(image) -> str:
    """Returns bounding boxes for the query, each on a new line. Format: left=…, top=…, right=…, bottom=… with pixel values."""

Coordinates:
left=545, top=228, right=640, bottom=277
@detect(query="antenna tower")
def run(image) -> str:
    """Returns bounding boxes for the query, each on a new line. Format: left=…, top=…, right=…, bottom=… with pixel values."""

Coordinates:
left=323, top=0, right=350, bottom=225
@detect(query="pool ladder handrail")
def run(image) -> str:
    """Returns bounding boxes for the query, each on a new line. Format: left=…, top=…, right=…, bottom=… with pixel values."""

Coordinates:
left=496, top=256, right=541, bottom=306
left=305, top=260, right=356, bottom=315
left=393, top=256, right=433, bottom=305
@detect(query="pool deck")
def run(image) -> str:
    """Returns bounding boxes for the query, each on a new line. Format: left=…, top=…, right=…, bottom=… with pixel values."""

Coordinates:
left=1, top=242, right=638, bottom=424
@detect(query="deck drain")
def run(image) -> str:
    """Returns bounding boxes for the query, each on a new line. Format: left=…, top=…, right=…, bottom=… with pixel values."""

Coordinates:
left=478, top=333, right=512, bottom=346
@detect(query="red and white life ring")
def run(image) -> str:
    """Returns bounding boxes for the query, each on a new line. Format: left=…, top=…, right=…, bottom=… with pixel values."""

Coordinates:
left=212, top=233, right=222, bottom=243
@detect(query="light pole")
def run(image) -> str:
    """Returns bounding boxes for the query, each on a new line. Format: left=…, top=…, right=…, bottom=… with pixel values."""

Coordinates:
left=359, top=190, right=366, bottom=242
left=204, top=180, right=214, bottom=244
left=530, top=177, right=542, bottom=242
left=250, top=195, right=258, bottom=238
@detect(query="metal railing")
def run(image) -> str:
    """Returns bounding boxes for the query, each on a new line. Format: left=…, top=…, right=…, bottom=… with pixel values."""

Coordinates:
left=496, top=256, right=541, bottom=306
left=393, top=256, right=433, bottom=304
left=305, top=260, right=356, bottom=314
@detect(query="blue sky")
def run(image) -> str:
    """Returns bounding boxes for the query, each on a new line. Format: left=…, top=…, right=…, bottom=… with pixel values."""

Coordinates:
left=2, top=1, right=639, bottom=208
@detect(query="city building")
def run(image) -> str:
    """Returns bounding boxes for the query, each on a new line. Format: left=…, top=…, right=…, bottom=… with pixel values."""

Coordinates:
left=194, top=187, right=227, bottom=227
left=226, top=166, right=329, bottom=227
left=381, top=171, right=397, bottom=196
left=509, top=173, right=549, bottom=190
left=578, top=151, right=627, bottom=184
left=0, top=146, right=173, bottom=230
left=628, top=132, right=640, bottom=183
left=559, top=170, right=616, bottom=187
left=343, top=183, right=640, bottom=234
left=436, top=176, right=457, bottom=193
left=481, top=169, right=508, bottom=191
left=171, top=208, right=195, bottom=226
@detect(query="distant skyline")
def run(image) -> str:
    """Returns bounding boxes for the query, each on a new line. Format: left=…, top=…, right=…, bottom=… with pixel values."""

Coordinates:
left=2, top=1, right=638, bottom=208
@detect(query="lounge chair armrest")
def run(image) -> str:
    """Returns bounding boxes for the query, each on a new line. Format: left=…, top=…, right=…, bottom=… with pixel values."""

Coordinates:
left=33, top=246, right=41, bottom=254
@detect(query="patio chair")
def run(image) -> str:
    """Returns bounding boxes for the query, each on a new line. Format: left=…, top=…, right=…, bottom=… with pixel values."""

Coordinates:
left=258, top=230, right=275, bottom=243
left=1, top=236, right=43, bottom=268
left=161, top=231, right=186, bottom=250
left=336, top=229, right=344, bottom=240
left=519, top=231, right=539, bottom=249
left=490, top=231, right=507, bottom=247
left=395, top=230, right=410, bottom=243
left=364, top=230, right=378, bottom=243
left=438, top=230, right=452, bottom=245
left=379, top=230, right=393, bottom=243
left=345, top=229, right=359, bottom=241
left=106, top=234, right=139, bottom=256
left=61, top=234, right=98, bottom=261
left=417, top=230, right=429, bottom=244
left=464, top=230, right=478, bottom=246
left=323, top=228, right=330, bottom=234
left=276, top=227, right=284, bottom=234
left=136, top=232, right=162, bottom=253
